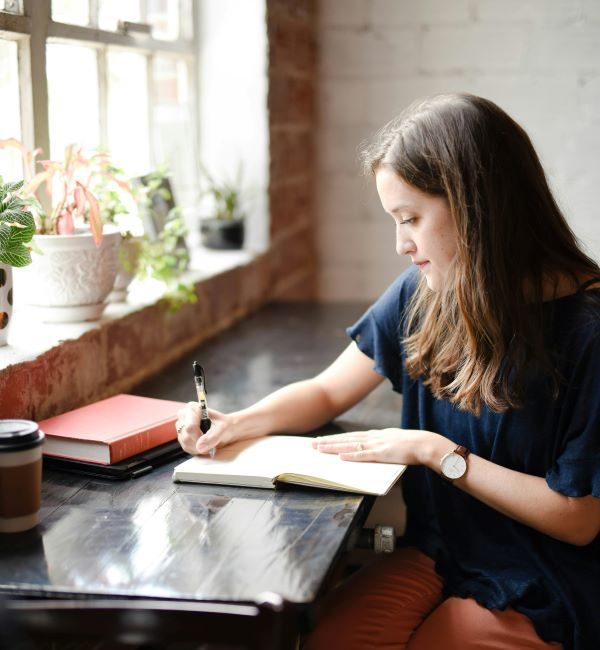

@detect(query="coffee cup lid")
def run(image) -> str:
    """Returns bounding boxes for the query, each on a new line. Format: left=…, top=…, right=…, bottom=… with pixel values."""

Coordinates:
left=0, top=420, right=44, bottom=451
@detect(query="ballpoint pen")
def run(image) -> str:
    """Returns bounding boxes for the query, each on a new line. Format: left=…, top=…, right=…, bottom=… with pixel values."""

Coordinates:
left=193, top=361, right=215, bottom=459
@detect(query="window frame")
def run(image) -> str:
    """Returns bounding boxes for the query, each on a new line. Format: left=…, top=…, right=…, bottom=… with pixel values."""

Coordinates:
left=0, top=0, right=198, bottom=188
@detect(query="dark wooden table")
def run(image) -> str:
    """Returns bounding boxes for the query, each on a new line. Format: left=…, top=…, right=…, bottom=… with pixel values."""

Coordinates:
left=0, top=303, right=402, bottom=645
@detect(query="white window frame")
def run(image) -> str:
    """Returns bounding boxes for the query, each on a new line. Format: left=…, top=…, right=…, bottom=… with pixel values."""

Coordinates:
left=0, top=0, right=199, bottom=187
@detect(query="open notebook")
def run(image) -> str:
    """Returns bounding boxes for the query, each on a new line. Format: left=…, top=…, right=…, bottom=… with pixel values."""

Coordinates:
left=172, top=435, right=405, bottom=496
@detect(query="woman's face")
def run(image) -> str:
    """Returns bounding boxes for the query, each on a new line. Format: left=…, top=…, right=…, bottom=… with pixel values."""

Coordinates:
left=375, top=165, right=458, bottom=292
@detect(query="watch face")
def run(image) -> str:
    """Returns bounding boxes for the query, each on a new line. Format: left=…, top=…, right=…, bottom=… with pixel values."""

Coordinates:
left=441, top=452, right=467, bottom=480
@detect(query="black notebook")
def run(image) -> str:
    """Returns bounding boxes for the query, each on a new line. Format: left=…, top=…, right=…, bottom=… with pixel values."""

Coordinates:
left=43, top=439, right=186, bottom=480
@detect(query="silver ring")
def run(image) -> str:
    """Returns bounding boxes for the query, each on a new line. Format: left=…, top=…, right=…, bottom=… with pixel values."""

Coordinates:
left=357, top=442, right=363, bottom=452
left=176, top=423, right=185, bottom=435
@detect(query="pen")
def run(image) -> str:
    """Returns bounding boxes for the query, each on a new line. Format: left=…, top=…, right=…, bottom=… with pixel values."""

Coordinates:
left=193, top=361, right=215, bottom=459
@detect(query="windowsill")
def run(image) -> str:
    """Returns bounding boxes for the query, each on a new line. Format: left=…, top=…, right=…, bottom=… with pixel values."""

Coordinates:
left=1, top=247, right=257, bottom=370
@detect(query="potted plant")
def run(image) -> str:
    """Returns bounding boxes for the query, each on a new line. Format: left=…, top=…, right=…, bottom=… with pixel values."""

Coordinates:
left=199, top=165, right=246, bottom=250
left=129, top=167, right=195, bottom=310
left=0, top=178, right=36, bottom=345
left=0, top=139, right=123, bottom=322
left=133, top=212, right=196, bottom=310
left=90, top=156, right=143, bottom=302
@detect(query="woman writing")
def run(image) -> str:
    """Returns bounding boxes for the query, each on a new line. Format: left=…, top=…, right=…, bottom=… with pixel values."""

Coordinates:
left=177, top=94, right=600, bottom=649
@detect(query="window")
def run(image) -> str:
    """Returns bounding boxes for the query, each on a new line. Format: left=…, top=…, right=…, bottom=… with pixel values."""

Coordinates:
left=46, top=43, right=101, bottom=158
left=0, top=0, right=197, bottom=215
left=0, top=38, right=22, bottom=180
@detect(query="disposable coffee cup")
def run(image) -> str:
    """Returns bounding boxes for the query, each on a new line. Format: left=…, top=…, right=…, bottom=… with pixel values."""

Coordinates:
left=0, top=420, right=45, bottom=533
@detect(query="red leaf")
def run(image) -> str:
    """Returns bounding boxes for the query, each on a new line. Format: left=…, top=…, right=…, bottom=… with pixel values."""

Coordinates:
left=74, top=185, right=86, bottom=216
left=57, top=209, right=75, bottom=235
left=82, top=186, right=103, bottom=247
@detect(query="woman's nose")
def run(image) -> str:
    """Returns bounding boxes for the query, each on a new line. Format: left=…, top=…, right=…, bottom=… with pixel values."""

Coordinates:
left=396, top=225, right=415, bottom=256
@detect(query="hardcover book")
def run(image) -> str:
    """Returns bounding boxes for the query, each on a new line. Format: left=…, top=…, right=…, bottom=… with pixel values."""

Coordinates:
left=39, top=394, right=184, bottom=464
left=172, top=435, right=405, bottom=496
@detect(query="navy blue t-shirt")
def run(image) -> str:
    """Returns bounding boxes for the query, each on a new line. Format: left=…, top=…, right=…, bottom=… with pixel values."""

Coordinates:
left=347, top=267, right=600, bottom=650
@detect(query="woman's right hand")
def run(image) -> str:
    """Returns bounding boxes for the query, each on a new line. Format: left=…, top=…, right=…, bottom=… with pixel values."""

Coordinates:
left=176, top=402, right=239, bottom=456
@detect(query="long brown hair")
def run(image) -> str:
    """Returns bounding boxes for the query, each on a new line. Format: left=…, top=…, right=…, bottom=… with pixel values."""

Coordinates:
left=361, top=93, right=600, bottom=414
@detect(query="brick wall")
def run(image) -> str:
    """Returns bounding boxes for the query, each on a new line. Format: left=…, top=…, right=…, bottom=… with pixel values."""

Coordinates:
left=267, top=0, right=318, bottom=300
left=317, top=0, right=600, bottom=300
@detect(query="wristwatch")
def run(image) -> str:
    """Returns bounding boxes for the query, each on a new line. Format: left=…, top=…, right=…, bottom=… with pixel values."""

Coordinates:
left=440, top=445, right=470, bottom=481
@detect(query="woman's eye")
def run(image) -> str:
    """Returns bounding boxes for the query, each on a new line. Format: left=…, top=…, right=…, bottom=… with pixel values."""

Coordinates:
left=400, top=217, right=416, bottom=225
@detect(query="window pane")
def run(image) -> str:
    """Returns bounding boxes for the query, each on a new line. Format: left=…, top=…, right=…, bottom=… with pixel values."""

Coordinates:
left=98, top=0, right=141, bottom=32
left=152, top=56, right=195, bottom=206
left=0, top=0, right=23, bottom=15
left=0, top=39, right=23, bottom=182
left=52, top=0, right=90, bottom=26
left=47, top=43, right=100, bottom=160
left=107, top=50, right=150, bottom=176
left=146, top=0, right=178, bottom=41
left=179, top=0, right=193, bottom=41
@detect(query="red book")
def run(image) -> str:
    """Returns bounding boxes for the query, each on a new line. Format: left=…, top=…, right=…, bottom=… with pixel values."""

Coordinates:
left=39, top=394, right=184, bottom=465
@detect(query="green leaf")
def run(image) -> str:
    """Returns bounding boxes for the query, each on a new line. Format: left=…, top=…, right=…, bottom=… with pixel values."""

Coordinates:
left=0, top=181, right=36, bottom=267
left=0, top=210, right=35, bottom=243
left=1, top=208, right=29, bottom=222
left=0, top=244, right=32, bottom=267
left=1, top=196, right=21, bottom=213
left=5, top=180, right=24, bottom=194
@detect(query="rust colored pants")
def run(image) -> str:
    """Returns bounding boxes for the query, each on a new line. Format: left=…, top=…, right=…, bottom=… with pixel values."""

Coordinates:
left=304, top=547, right=562, bottom=650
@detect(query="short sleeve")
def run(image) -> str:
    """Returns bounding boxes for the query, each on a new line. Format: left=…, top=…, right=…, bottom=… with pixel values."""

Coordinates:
left=546, top=329, right=600, bottom=498
left=346, top=267, right=418, bottom=394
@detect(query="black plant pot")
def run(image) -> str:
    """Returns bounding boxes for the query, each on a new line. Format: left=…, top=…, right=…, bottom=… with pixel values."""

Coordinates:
left=200, top=217, right=244, bottom=250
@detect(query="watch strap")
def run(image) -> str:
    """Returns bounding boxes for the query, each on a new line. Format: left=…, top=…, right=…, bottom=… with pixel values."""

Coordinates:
left=454, top=445, right=470, bottom=461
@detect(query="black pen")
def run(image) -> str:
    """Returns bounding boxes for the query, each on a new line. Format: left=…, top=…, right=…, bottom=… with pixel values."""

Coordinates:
left=193, top=361, right=215, bottom=459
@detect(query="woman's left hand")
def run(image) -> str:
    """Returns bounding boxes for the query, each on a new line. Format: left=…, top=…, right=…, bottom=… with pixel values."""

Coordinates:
left=312, top=428, right=443, bottom=466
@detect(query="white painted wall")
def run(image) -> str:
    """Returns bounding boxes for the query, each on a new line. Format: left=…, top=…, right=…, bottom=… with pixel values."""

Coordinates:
left=195, top=0, right=269, bottom=253
left=317, top=0, right=600, bottom=301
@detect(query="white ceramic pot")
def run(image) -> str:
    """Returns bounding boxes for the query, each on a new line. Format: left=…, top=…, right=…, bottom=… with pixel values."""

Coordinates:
left=0, top=264, right=13, bottom=346
left=14, top=227, right=121, bottom=322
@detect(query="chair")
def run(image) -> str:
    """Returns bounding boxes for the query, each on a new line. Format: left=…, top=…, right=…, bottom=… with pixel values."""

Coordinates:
left=2, top=592, right=294, bottom=650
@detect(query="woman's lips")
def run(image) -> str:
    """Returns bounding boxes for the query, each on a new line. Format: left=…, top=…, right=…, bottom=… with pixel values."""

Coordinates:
left=415, top=261, right=429, bottom=271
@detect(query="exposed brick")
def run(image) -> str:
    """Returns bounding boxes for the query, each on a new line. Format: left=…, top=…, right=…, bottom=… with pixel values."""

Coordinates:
left=268, top=75, right=315, bottom=125
left=38, top=332, right=107, bottom=417
left=267, top=0, right=318, bottom=301
left=269, top=179, right=313, bottom=240
left=240, top=253, right=272, bottom=309
left=268, top=13, right=317, bottom=74
left=267, top=0, right=315, bottom=21
left=269, top=226, right=317, bottom=293
left=104, top=309, right=165, bottom=390
left=270, top=129, right=313, bottom=182
left=162, top=286, right=217, bottom=348
left=0, top=362, right=33, bottom=418
left=2, top=331, right=108, bottom=421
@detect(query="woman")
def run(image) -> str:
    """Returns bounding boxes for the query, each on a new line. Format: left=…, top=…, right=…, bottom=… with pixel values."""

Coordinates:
left=177, top=94, right=600, bottom=649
